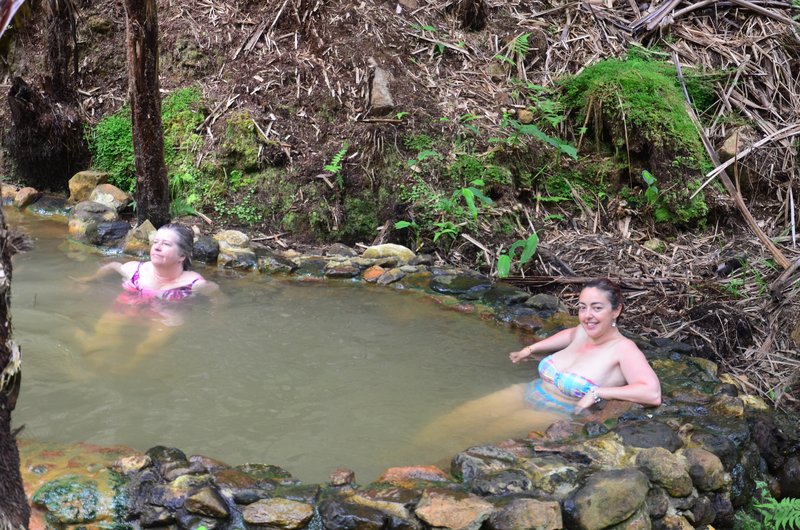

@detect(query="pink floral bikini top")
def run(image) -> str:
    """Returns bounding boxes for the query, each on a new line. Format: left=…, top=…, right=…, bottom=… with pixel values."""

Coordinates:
left=119, top=262, right=198, bottom=303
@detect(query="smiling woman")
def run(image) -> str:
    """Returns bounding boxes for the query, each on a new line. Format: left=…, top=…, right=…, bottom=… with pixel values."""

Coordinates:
left=417, top=279, right=661, bottom=447
left=76, top=223, right=221, bottom=371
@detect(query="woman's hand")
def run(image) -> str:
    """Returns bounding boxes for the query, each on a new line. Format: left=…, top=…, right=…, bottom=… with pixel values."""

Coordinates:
left=509, top=347, right=533, bottom=364
left=574, top=392, right=596, bottom=414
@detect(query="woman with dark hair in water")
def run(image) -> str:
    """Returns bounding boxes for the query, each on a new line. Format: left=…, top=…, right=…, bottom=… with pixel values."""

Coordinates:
left=417, top=279, right=660, bottom=452
left=510, top=278, right=661, bottom=414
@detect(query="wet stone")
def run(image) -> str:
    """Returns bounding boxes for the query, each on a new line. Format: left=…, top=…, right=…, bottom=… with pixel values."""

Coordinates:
left=177, top=513, right=220, bottom=530
left=325, top=262, right=360, bottom=278
left=523, top=293, right=567, bottom=317
left=255, top=248, right=297, bottom=273
left=271, top=484, right=321, bottom=505
left=563, top=468, right=649, bottom=530
left=635, top=447, right=693, bottom=498
left=646, top=485, right=669, bottom=519
left=146, top=446, right=188, bottom=478
left=31, top=475, right=100, bottom=524
left=451, top=445, right=518, bottom=482
left=69, top=170, right=108, bottom=203
left=363, top=265, right=385, bottom=282
left=28, top=193, right=70, bottom=217
left=347, top=491, right=419, bottom=528
left=217, top=248, right=258, bottom=270
left=188, top=454, right=228, bottom=474
left=377, top=268, right=406, bottom=285
left=520, top=455, right=581, bottom=497
left=112, top=454, right=152, bottom=475
left=682, top=447, right=726, bottom=492
left=481, top=283, right=530, bottom=306
left=429, top=274, right=491, bottom=296
left=496, top=306, right=544, bottom=333
left=319, top=498, right=388, bottom=530
left=377, top=466, right=452, bottom=488
left=95, top=220, right=131, bottom=247
left=330, top=468, right=356, bottom=486
left=326, top=243, right=358, bottom=257
left=242, top=498, right=315, bottom=528
left=471, top=468, right=533, bottom=496
left=90, top=183, right=131, bottom=212
left=193, top=235, right=220, bottom=265
left=400, top=264, right=418, bottom=273
left=184, top=487, right=229, bottom=518
left=668, top=488, right=697, bottom=511
left=487, top=498, right=562, bottom=530
left=295, top=258, right=327, bottom=277
left=140, top=505, right=176, bottom=527
left=615, top=420, right=683, bottom=451
left=362, top=243, right=415, bottom=263
left=14, top=186, right=42, bottom=208
left=235, top=462, right=295, bottom=482
left=410, top=253, right=434, bottom=266
left=691, top=494, right=716, bottom=526
left=653, top=515, right=694, bottom=530
left=689, top=431, right=737, bottom=468
left=584, top=421, right=609, bottom=437
left=414, top=489, right=494, bottom=530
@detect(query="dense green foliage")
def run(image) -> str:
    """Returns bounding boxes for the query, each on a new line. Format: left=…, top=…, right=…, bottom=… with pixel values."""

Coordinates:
left=88, top=87, right=205, bottom=217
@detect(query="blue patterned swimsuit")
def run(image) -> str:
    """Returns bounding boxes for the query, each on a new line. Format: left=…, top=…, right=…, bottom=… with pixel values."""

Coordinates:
left=524, top=355, right=598, bottom=414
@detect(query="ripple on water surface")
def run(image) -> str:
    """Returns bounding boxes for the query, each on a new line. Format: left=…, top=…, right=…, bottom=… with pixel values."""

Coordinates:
left=9, top=209, right=535, bottom=482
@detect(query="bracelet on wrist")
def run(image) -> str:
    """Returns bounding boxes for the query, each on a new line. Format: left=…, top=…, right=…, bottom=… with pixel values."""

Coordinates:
left=590, top=387, right=602, bottom=404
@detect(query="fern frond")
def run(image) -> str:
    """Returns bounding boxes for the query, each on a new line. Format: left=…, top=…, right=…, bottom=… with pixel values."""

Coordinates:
left=773, top=497, right=800, bottom=530
left=511, top=33, right=531, bottom=58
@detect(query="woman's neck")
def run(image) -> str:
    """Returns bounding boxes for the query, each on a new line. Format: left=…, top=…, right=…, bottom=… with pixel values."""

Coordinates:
left=152, top=263, right=183, bottom=285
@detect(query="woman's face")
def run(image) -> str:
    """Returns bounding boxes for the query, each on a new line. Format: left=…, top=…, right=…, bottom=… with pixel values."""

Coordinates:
left=150, top=229, right=185, bottom=267
left=577, top=287, right=621, bottom=339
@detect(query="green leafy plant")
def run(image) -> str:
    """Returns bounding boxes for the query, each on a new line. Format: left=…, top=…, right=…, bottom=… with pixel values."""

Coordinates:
left=497, top=233, right=539, bottom=278
left=753, top=481, right=800, bottom=529
left=324, top=142, right=350, bottom=190
left=395, top=219, right=422, bottom=251
left=495, top=33, right=530, bottom=66
left=433, top=221, right=459, bottom=243
left=642, top=169, right=659, bottom=205
left=454, top=179, right=493, bottom=219
left=492, top=113, right=578, bottom=160
left=407, top=149, right=442, bottom=169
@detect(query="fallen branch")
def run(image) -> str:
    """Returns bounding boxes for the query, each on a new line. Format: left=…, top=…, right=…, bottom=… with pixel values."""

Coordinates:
left=673, top=52, right=791, bottom=269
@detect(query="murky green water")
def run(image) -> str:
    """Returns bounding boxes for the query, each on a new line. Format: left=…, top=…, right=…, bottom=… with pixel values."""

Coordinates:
left=9, top=209, right=537, bottom=482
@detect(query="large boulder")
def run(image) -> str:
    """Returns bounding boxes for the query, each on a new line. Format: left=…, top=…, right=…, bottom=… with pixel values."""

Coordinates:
left=68, top=170, right=108, bottom=203
left=362, top=243, right=416, bottom=263
left=122, top=220, right=157, bottom=257
left=67, top=201, right=119, bottom=244
left=89, top=183, right=132, bottom=213
left=13, top=186, right=42, bottom=208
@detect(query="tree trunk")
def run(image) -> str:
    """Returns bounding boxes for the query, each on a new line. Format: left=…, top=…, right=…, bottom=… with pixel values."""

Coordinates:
left=0, top=207, right=29, bottom=530
left=124, top=0, right=170, bottom=228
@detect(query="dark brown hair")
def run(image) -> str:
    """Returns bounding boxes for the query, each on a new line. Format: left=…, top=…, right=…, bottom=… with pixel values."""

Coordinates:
left=583, top=278, right=624, bottom=311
